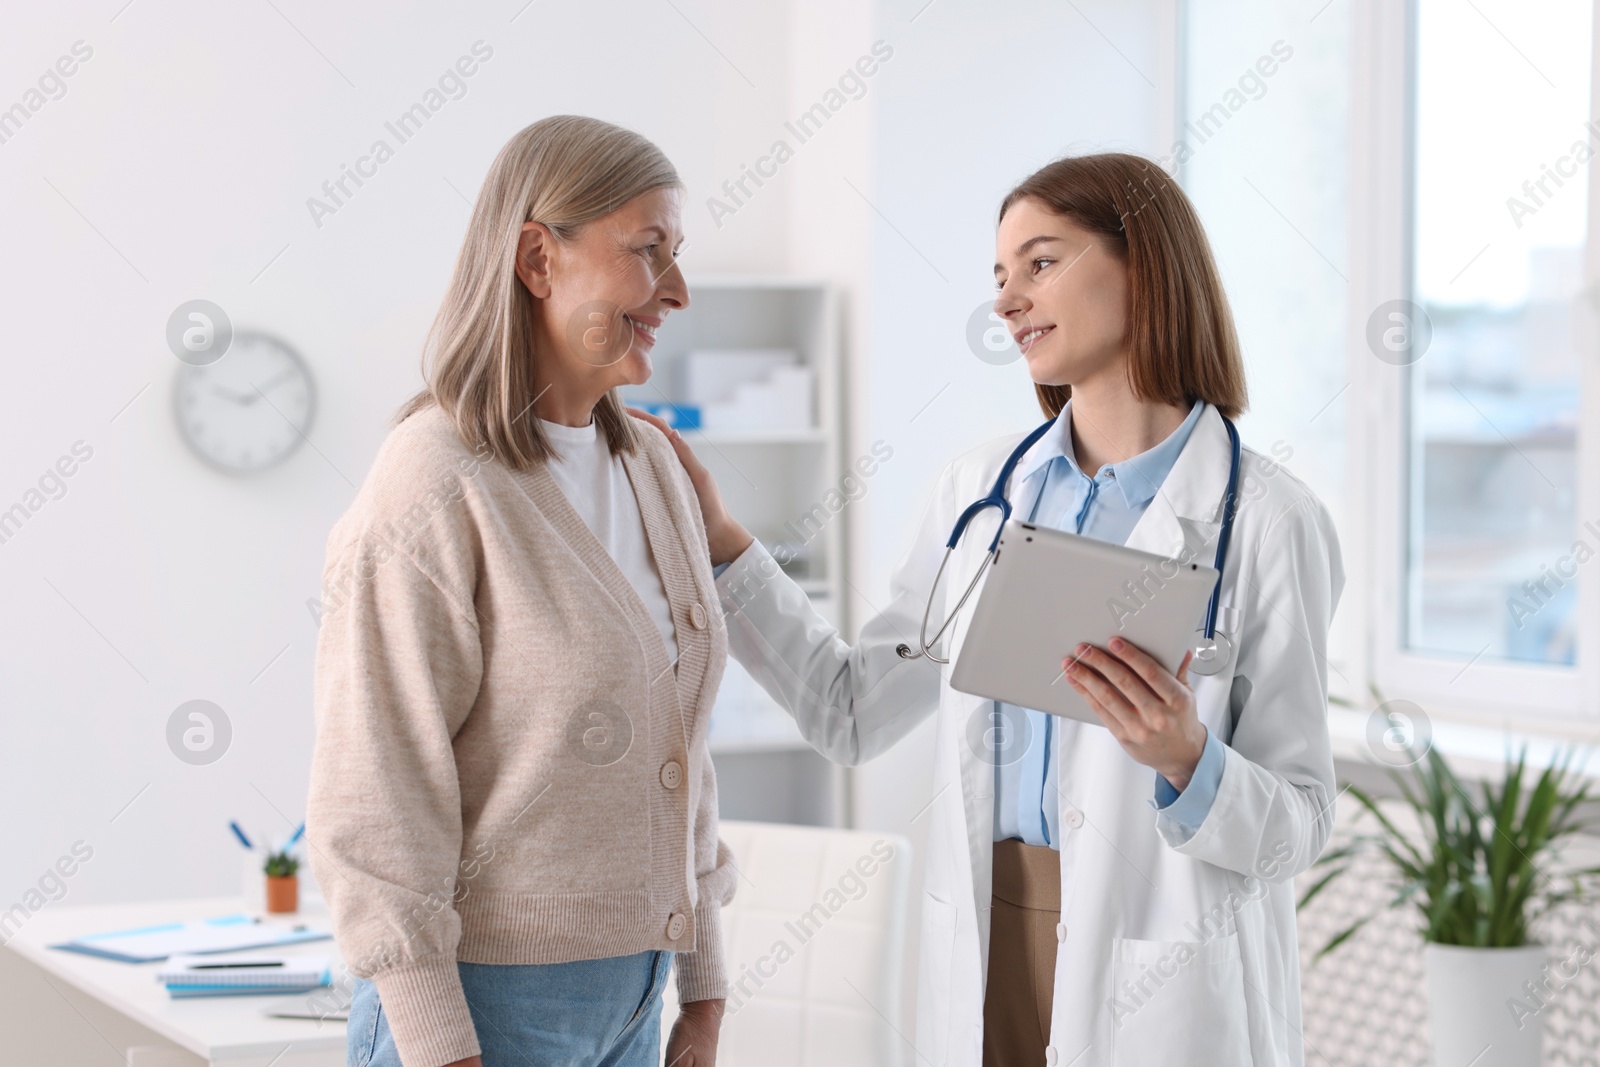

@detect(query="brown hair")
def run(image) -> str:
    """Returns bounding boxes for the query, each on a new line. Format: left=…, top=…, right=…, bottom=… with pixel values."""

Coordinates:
left=395, top=115, right=682, bottom=468
left=998, top=153, right=1247, bottom=421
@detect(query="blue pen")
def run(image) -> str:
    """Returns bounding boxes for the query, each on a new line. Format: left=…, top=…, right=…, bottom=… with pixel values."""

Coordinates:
left=228, top=821, right=253, bottom=849
left=285, top=823, right=305, bottom=849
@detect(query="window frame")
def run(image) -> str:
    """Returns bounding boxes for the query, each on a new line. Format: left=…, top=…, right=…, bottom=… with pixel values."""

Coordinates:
left=1352, top=0, right=1600, bottom=732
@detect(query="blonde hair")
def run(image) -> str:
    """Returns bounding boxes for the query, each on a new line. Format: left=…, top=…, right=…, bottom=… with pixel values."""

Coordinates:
left=999, top=153, right=1248, bottom=421
left=396, top=115, right=682, bottom=467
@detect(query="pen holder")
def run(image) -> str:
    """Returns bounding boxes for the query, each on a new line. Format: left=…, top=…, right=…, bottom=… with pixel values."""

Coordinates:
left=241, top=850, right=265, bottom=911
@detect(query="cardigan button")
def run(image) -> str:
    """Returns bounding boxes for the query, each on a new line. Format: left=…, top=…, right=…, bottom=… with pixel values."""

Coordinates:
left=689, top=602, right=708, bottom=630
left=660, top=760, right=683, bottom=789
left=1056, top=922, right=1067, bottom=943
left=666, top=912, right=688, bottom=940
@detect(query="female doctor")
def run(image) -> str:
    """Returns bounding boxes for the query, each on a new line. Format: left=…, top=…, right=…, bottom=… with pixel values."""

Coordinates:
left=638, top=153, right=1343, bottom=1067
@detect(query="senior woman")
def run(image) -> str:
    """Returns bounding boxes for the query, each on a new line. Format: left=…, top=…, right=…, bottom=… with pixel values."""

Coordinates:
left=306, top=115, right=734, bottom=1067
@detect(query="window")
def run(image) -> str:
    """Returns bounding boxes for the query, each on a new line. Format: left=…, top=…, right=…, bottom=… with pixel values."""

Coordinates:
left=1406, top=0, right=1591, bottom=669
left=1362, top=0, right=1600, bottom=723
left=1193, top=0, right=1600, bottom=724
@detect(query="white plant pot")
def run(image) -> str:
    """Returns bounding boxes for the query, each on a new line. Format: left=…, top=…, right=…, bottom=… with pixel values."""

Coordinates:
left=1424, top=943, right=1547, bottom=1067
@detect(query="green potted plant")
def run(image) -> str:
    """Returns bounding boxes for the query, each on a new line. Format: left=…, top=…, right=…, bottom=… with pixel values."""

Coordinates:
left=263, top=849, right=300, bottom=914
left=1300, top=733, right=1600, bottom=1067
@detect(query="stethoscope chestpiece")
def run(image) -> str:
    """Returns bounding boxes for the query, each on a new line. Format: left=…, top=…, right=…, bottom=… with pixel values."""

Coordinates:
left=1188, top=630, right=1234, bottom=677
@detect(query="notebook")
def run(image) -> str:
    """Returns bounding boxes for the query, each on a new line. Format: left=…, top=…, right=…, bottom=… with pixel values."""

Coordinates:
left=158, top=952, right=331, bottom=987
left=50, top=914, right=331, bottom=964
left=169, top=984, right=329, bottom=999
left=159, top=953, right=331, bottom=998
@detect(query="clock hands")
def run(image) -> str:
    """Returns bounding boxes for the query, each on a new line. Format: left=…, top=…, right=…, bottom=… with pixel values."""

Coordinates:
left=252, top=368, right=298, bottom=396
left=210, top=369, right=298, bottom=406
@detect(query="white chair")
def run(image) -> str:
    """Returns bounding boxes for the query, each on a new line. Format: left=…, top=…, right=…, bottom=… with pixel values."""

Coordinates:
left=659, top=819, right=913, bottom=1066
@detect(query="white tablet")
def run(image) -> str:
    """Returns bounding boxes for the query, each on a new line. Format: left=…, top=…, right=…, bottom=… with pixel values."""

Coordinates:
left=949, top=518, right=1219, bottom=724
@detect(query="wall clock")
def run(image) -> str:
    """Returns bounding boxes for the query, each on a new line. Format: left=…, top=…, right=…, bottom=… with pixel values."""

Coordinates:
left=173, top=330, right=316, bottom=474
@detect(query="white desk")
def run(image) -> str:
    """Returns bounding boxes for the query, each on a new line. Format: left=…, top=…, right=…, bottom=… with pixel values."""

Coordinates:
left=4, top=895, right=347, bottom=1066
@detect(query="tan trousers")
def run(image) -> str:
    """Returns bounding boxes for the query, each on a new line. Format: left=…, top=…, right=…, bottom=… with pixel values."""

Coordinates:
left=982, top=838, right=1062, bottom=1067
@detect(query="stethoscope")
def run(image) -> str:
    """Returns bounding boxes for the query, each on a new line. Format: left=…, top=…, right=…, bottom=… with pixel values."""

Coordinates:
left=895, top=410, right=1243, bottom=678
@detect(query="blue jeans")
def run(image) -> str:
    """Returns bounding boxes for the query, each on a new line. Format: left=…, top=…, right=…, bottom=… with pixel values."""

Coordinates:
left=348, top=950, right=674, bottom=1067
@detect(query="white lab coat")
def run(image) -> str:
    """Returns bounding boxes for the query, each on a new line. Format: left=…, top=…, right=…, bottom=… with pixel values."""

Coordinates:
left=712, top=404, right=1344, bottom=1066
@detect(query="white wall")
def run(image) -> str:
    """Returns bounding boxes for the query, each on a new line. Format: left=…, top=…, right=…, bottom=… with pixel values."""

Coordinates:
left=0, top=0, right=794, bottom=919
left=1181, top=0, right=1355, bottom=678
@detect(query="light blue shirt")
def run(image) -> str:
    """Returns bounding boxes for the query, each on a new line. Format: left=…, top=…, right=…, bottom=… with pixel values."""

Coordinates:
left=991, top=400, right=1224, bottom=848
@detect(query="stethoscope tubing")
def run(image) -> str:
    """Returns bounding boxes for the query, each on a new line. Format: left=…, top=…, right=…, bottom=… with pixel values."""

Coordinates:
left=1200, top=417, right=1242, bottom=641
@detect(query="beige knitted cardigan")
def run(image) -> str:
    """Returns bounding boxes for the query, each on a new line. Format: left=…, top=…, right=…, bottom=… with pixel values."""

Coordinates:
left=306, top=404, right=734, bottom=1067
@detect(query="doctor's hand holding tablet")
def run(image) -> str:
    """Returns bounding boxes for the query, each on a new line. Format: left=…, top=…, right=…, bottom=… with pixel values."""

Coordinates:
left=641, top=151, right=1342, bottom=1067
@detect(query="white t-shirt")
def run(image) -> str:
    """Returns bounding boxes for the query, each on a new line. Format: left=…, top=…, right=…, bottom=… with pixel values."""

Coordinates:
left=538, top=417, right=678, bottom=662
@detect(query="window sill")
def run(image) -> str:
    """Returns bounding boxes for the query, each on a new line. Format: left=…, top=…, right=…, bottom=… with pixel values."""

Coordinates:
left=1327, top=707, right=1600, bottom=783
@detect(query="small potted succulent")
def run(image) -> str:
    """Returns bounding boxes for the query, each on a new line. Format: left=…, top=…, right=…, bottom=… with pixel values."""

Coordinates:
left=264, top=848, right=300, bottom=914
left=1301, top=729, right=1599, bottom=1067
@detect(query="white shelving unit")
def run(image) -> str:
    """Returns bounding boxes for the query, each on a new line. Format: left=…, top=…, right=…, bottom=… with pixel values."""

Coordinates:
left=621, top=277, right=847, bottom=828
